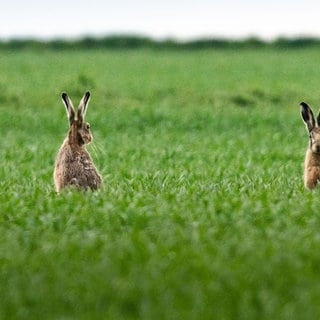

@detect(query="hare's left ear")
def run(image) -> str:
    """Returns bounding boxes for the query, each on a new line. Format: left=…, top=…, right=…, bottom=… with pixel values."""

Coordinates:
left=78, top=91, right=90, bottom=121
left=301, top=102, right=315, bottom=132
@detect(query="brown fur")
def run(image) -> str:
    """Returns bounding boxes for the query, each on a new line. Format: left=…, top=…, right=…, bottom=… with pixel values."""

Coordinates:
left=301, top=102, right=320, bottom=189
left=304, top=148, right=320, bottom=189
left=54, top=92, right=102, bottom=192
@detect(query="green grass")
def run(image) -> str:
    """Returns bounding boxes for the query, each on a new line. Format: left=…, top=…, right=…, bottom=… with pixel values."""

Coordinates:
left=1, top=48, right=320, bottom=319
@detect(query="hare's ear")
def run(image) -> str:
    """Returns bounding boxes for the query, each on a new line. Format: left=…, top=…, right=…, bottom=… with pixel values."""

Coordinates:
left=62, top=93, right=75, bottom=124
left=301, top=102, right=315, bottom=132
left=77, top=91, right=90, bottom=122
left=316, top=111, right=320, bottom=127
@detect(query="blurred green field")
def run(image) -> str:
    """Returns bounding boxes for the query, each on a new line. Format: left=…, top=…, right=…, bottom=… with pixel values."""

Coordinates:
left=1, top=47, right=320, bottom=319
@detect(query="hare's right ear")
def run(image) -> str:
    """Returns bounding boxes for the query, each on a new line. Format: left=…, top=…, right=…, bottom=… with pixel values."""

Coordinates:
left=62, top=93, right=75, bottom=124
left=77, top=91, right=90, bottom=122
left=301, top=102, right=315, bottom=132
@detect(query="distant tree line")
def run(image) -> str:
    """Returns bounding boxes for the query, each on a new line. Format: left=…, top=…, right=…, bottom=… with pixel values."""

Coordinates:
left=1, top=35, right=320, bottom=50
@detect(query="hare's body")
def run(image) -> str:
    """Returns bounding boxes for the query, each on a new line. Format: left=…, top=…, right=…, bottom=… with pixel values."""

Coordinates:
left=54, top=92, right=102, bottom=192
left=304, top=148, right=320, bottom=189
left=301, top=102, right=320, bottom=189
left=54, top=138, right=102, bottom=192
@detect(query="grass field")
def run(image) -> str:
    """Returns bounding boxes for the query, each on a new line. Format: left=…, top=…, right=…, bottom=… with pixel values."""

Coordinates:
left=1, top=47, right=320, bottom=319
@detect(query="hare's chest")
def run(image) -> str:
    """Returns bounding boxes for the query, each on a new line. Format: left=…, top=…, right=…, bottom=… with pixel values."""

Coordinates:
left=73, top=152, right=92, bottom=170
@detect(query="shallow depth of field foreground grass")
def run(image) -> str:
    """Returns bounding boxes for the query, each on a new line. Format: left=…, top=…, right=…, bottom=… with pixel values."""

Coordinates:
left=1, top=48, right=320, bottom=319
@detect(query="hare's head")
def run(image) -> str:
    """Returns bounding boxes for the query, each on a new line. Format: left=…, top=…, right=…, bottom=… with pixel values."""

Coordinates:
left=62, top=92, right=93, bottom=146
left=301, top=102, right=320, bottom=154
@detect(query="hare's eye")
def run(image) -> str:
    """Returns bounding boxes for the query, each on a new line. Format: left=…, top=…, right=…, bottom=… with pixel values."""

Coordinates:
left=86, top=123, right=90, bottom=130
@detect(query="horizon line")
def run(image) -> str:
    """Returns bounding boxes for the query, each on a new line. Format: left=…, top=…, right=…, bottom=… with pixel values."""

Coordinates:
left=1, top=32, right=320, bottom=43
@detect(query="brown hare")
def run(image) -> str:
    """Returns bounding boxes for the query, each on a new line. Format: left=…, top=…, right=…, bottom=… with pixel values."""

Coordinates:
left=54, top=91, right=102, bottom=192
left=301, top=102, right=320, bottom=189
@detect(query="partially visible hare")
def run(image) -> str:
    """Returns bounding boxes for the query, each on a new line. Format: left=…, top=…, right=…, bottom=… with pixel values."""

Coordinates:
left=54, top=91, right=102, bottom=192
left=301, top=102, right=320, bottom=189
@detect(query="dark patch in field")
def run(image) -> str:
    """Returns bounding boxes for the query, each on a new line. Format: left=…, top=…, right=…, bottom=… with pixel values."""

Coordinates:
left=0, top=83, right=21, bottom=107
left=230, top=94, right=255, bottom=107
left=230, top=88, right=288, bottom=108
left=62, top=74, right=96, bottom=98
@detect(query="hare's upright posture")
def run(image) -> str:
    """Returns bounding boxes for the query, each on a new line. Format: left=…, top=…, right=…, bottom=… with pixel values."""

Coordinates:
left=301, top=102, right=320, bottom=189
left=54, top=92, right=102, bottom=192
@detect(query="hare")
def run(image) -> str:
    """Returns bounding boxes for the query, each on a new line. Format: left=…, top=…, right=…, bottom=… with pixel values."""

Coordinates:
left=53, top=91, right=102, bottom=192
left=301, top=102, right=320, bottom=189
